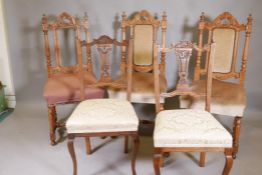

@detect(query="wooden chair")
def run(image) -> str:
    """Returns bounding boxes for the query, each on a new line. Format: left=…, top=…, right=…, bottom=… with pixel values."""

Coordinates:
left=180, top=12, right=253, bottom=160
left=153, top=41, right=234, bottom=175
left=66, top=35, right=139, bottom=175
left=108, top=10, right=168, bottom=105
left=42, top=12, right=104, bottom=145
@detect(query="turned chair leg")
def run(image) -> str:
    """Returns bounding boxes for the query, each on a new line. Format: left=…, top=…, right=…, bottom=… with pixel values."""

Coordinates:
left=233, top=117, right=241, bottom=159
left=131, top=135, right=139, bottom=175
left=153, top=152, right=161, bottom=175
left=48, top=105, right=56, bottom=146
left=124, top=136, right=129, bottom=153
left=68, top=135, right=77, bottom=175
left=199, top=152, right=206, bottom=167
left=222, top=149, right=233, bottom=175
left=85, top=137, right=92, bottom=155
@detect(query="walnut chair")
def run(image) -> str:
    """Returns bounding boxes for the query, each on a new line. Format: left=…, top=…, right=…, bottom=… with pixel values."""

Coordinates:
left=42, top=12, right=104, bottom=145
left=153, top=41, right=234, bottom=175
left=108, top=10, right=168, bottom=105
left=66, top=35, right=139, bottom=175
left=180, top=12, right=253, bottom=161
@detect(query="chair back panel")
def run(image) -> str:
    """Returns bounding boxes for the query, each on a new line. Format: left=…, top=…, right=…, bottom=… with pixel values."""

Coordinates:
left=79, top=35, right=131, bottom=101
left=212, top=28, right=235, bottom=73
left=133, top=25, right=154, bottom=66
left=42, top=12, right=91, bottom=77
left=121, top=10, right=167, bottom=74
left=154, top=41, right=216, bottom=113
left=194, top=12, right=252, bottom=85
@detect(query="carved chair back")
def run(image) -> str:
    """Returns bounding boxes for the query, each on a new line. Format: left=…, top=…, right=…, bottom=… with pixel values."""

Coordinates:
left=42, top=12, right=92, bottom=78
left=194, top=12, right=252, bottom=85
left=154, top=41, right=216, bottom=113
left=78, top=35, right=132, bottom=101
left=121, top=10, right=167, bottom=75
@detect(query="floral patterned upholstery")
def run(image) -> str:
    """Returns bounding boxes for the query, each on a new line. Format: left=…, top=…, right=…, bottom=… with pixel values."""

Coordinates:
left=154, top=109, right=232, bottom=148
left=66, top=99, right=139, bottom=133
left=180, top=79, right=246, bottom=117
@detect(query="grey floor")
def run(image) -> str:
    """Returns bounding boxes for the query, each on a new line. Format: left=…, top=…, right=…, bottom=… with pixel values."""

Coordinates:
left=0, top=100, right=262, bottom=175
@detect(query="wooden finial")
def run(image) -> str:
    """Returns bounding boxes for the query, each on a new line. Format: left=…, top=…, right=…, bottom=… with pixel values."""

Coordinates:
left=200, top=12, right=205, bottom=22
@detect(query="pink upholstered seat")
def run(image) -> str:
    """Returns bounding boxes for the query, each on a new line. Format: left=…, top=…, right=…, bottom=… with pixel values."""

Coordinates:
left=43, top=73, right=104, bottom=105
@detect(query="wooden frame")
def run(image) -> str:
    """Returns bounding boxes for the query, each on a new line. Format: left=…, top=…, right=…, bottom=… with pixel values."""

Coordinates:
left=194, top=12, right=253, bottom=159
left=42, top=12, right=99, bottom=145
left=153, top=41, right=234, bottom=175
left=67, top=35, right=139, bottom=175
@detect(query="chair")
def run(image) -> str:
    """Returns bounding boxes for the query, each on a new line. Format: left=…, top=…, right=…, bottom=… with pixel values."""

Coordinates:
left=180, top=12, right=253, bottom=159
left=108, top=10, right=168, bottom=105
left=66, top=35, right=139, bottom=175
left=42, top=12, right=104, bottom=145
left=153, top=41, right=234, bottom=175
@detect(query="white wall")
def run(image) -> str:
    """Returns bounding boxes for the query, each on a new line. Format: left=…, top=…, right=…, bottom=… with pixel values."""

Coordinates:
left=0, top=0, right=16, bottom=108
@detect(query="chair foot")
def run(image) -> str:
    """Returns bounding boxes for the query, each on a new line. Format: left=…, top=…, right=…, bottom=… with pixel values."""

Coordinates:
left=199, top=152, right=206, bottom=167
left=153, top=153, right=161, bottom=175
left=222, top=149, right=233, bottom=175
left=124, top=136, right=129, bottom=153
left=131, top=135, right=139, bottom=175
left=85, top=137, right=92, bottom=155
left=68, top=135, right=77, bottom=175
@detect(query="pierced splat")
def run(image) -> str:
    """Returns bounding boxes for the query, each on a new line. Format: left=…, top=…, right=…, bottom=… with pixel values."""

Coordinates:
left=161, top=41, right=197, bottom=98
left=96, top=44, right=113, bottom=82
left=175, top=41, right=193, bottom=91
left=161, top=41, right=215, bottom=99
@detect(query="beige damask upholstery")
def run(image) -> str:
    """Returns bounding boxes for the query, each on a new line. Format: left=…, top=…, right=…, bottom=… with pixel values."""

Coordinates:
left=66, top=99, right=139, bottom=133
left=180, top=79, right=246, bottom=116
left=134, top=25, right=154, bottom=66
left=154, top=109, right=232, bottom=148
left=212, top=28, right=235, bottom=73
left=108, top=72, right=167, bottom=104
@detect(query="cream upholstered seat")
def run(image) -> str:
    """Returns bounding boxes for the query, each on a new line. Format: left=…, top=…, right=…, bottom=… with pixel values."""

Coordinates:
left=66, top=99, right=139, bottom=133
left=154, top=109, right=232, bottom=148
left=108, top=73, right=167, bottom=104
left=180, top=79, right=246, bottom=116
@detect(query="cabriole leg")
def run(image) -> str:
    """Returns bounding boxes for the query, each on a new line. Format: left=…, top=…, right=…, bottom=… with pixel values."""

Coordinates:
left=222, top=148, right=233, bottom=175
left=131, top=135, right=139, bottom=175
left=68, top=135, right=77, bottom=175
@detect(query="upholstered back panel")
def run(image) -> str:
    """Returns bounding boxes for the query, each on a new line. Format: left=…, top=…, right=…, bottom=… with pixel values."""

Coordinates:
left=212, top=28, right=235, bottom=73
left=133, top=25, right=154, bottom=66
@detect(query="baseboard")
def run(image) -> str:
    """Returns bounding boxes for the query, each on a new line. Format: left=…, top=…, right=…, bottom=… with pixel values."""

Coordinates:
left=6, top=95, right=16, bottom=108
